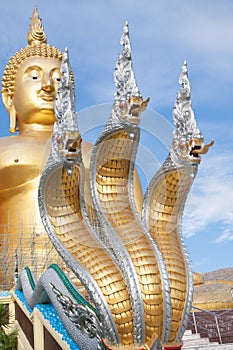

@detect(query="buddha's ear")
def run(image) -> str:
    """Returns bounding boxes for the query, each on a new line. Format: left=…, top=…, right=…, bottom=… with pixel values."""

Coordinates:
left=2, top=90, right=17, bottom=133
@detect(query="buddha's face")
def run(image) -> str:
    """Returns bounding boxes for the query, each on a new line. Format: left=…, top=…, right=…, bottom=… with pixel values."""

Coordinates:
left=12, top=56, right=61, bottom=126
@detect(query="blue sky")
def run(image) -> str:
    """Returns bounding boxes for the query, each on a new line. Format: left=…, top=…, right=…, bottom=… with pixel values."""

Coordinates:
left=0, top=0, right=232, bottom=273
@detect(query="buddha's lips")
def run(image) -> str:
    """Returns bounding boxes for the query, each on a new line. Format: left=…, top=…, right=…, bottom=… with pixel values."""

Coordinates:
left=39, top=92, right=55, bottom=102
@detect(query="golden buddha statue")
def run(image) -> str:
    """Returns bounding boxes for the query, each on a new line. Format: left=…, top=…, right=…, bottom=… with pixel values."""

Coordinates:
left=0, top=8, right=77, bottom=288
left=0, top=8, right=64, bottom=288
left=1, top=11, right=61, bottom=223
left=0, top=8, right=142, bottom=290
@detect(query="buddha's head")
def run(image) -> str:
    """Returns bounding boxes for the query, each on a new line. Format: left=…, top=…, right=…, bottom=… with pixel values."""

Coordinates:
left=1, top=8, right=63, bottom=133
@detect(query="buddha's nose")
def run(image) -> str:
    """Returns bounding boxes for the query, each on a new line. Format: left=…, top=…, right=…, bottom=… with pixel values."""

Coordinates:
left=42, top=74, right=54, bottom=92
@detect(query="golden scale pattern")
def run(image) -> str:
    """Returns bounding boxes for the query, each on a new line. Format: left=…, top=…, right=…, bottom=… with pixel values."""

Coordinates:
left=45, top=166, right=135, bottom=345
left=96, top=130, right=163, bottom=343
left=148, top=169, right=192, bottom=342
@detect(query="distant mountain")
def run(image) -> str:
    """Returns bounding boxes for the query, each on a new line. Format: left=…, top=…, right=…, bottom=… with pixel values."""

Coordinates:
left=193, top=267, right=233, bottom=311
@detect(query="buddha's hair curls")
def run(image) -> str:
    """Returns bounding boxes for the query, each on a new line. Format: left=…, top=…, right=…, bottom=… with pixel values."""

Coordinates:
left=2, top=8, right=65, bottom=96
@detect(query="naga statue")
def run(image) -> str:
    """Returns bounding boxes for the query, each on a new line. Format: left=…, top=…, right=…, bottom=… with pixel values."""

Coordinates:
left=142, top=61, right=214, bottom=346
left=0, top=5, right=217, bottom=350
left=16, top=18, right=213, bottom=350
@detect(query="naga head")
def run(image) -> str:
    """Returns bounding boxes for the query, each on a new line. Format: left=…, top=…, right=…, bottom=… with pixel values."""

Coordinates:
left=112, top=22, right=149, bottom=125
left=53, top=48, right=82, bottom=175
left=171, top=61, right=214, bottom=165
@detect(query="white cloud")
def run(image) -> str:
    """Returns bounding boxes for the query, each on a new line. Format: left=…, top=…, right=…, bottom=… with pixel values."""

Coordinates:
left=183, top=150, right=233, bottom=240
left=213, top=229, right=233, bottom=244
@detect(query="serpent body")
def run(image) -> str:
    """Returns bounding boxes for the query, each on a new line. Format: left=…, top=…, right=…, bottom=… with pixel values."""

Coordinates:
left=142, top=163, right=194, bottom=345
left=42, top=163, right=134, bottom=345
left=90, top=125, right=165, bottom=346
left=142, top=61, right=213, bottom=346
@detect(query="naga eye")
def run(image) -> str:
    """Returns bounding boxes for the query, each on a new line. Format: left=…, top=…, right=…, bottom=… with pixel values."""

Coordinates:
left=179, top=143, right=185, bottom=150
left=32, top=76, right=38, bottom=80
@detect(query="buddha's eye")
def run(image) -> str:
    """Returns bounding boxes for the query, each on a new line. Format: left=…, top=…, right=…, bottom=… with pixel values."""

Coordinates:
left=52, top=74, right=61, bottom=82
left=51, top=69, right=62, bottom=83
left=25, top=68, right=41, bottom=80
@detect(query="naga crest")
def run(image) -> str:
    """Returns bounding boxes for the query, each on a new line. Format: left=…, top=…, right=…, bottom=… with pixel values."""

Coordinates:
left=53, top=48, right=82, bottom=175
left=112, top=22, right=149, bottom=124
left=171, top=61, right=213, bottom=165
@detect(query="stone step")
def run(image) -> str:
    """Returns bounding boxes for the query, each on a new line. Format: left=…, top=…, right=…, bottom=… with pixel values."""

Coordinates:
left=182, top=330, right=210, bottom=347
left=183, top=332, right=202, bottom=341
left=182, top=330, right=233, bottom=349
left=183, top=337, right=212, bottom=346
left=184, top=329, right=193, bottom=336
left=182, top=330, right=221, bottom=348
left=182, top=344, right=233, bottom=350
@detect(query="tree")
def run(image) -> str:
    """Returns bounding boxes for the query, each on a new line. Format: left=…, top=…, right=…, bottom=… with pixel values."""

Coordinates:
left=0, top=304, right=17, bottom=350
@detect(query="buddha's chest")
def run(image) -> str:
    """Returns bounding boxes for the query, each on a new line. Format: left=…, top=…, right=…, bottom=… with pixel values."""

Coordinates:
left=0, top=141, right=50, bottom=191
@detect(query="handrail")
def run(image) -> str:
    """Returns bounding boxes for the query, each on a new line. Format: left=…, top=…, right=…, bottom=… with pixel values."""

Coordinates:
left=188, top=306, right=233, bottom=344
left=191, top=305, right=217, bottom=315
left=187, top=318, right=218, bottom=336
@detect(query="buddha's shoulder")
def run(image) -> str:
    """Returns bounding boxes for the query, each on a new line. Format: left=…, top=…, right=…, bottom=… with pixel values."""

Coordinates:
left=0, top=135, right=49, bottom=148
left=0, top=136, right=24, bottom=154
left=0, top=135, right=27, bottom=144
left=82, top=140, right=93, bottom=153
left=81, top=141, right=93, bottom=167
left=0, top=135, right=49, bottom=166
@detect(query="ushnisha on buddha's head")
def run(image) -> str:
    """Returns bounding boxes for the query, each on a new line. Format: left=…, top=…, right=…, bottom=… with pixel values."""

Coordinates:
left=1, top=7, right=63, bottom=133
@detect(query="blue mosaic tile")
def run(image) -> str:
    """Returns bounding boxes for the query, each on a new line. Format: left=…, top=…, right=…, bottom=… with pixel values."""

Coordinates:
left=0, top=291, right=11, bottom=297
left=14, top=290, right=80, bottom=349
